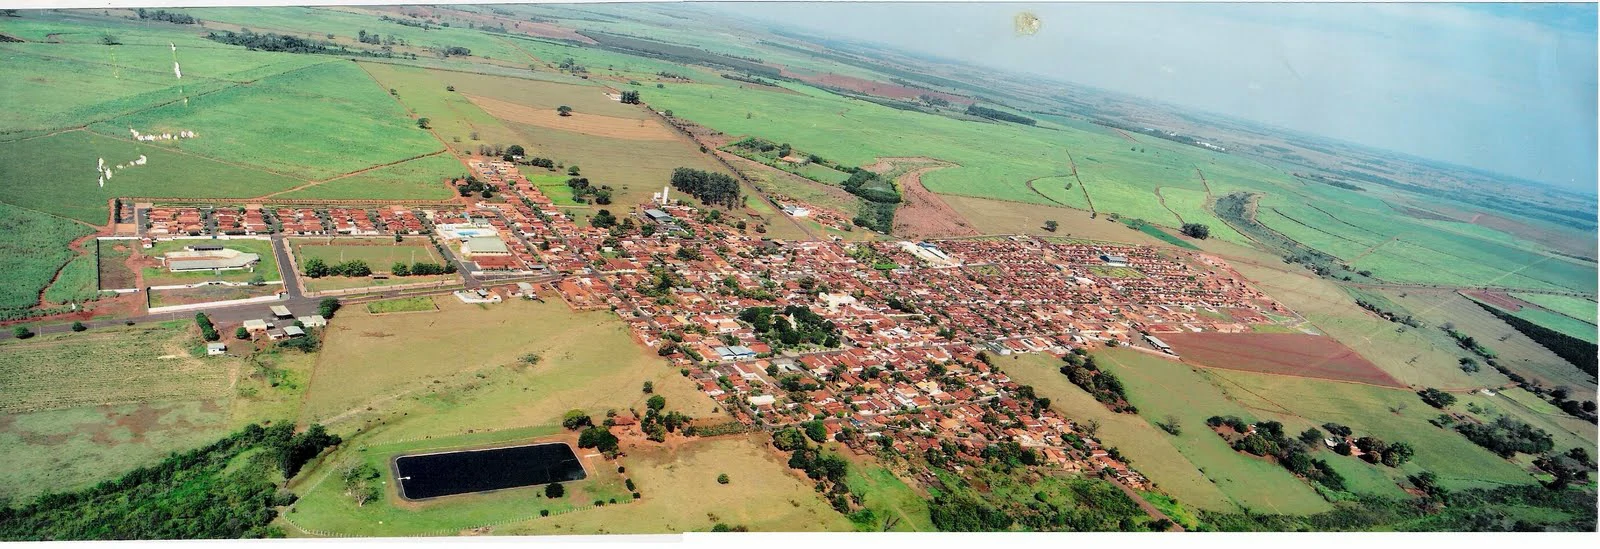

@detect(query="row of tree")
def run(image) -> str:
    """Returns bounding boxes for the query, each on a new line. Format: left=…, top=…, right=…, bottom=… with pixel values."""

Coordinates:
left=301, top=257, right=371, bottom=278
left=389, top=261, right=451, bottom=276
left=1208, top=416, right=1347, bottom=491
left=964, top=104, right=1036, bottom=125
left=136, top=9, right=197, bottom=24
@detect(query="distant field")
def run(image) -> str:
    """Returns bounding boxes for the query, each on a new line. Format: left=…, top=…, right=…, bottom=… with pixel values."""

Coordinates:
left=0, top=130, right=304, bottom=224
left=365, top=296, right=437, bottom=314
left=1511, top=293, right=1598, bottom=325
left=0, top=202, right=94, bottom=312
left=0, top=322, right=229, bottom=414
left=275, top=153, right=460, bottom=201
left=94, top=61, right=445, bottom=181
left=1508, top=306, right=1599, bottom=344
left=501, top=120, right=729, bottom=211
left=141, top=238, right=280, bottom=286
left=356, top=62, right=525, bottom=156
left=1381, top=289, right=1593, bottom=392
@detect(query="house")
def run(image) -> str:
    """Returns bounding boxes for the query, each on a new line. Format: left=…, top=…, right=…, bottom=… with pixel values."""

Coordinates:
left=282, top=325, right=306, bottom=338
left=1144, top=334, right=1175, bottom=355
left=296, top=315, right=327, bottom=329
left=269, top=306, right=293, bottom=319
left=242, top=319, right=270, bottom=334
left=643, top=209, right=674, bottom=224
left=206, top=342, right=227, bottom=356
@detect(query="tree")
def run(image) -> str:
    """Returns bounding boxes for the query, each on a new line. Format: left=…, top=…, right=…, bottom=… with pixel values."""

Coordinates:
left=302, top=257, right=330, bottom=278
left=445, top=85, right=455, bottom=92
left=1043, top=220, right=1059, bottom=232
left=234, top=326, right=250, bottom=340
left=577, top=426, right=619, bottom=455
left=568, top=165, right=581, bottom=176
left=545, top=482, right=564, bottom=498
left=1418, top=388, right=1457, bottom=409
left=562, top=410, right=593, bottom=430
left=642, top=381, right=654, bottom=394
left=1299, top=427, right=1324, bottom=446
left=647, top=395, right=666, bottom=412
left=506, top=144, right=525, bottom=158
left=1180, top=223, right=1211, bottom=239
left=716, top=473, right=730, bottom=484
left=557, top=105, right=573, bottom=117
left=71, top=321, right=87, bottom=332
left=317, top=298, right=341, bottom=319
left=416, top=117, right=431, bottom=129
left=390, top=262, right=410, bottom=276
left=619, top=90, right=641, bottom=104
left=13, top=326, right=34, bottom=339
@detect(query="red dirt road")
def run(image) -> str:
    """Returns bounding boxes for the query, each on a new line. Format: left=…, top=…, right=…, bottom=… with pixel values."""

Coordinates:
left=1159, top=332, right=1406, bottom=388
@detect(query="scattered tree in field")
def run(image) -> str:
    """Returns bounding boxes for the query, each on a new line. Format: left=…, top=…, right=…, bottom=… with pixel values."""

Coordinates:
left=647, top=395, right=667, bottom=412
left=100, top=33, right=121, bottom=45
left=642, top=381, right=654, bottom=393
left=568, top=165, right=581, bottom=176
left=557, top=105, right=572, bottom=117
left=416, top=117, right=431, bottom=129
left=71, top=321, right=87, bottom=332
left=1157, top=415, right=1182, bottom=435
left=716, top=473, right=730, bottom=484
left=562, top=409, right=593, bottom=430
left=1180, top=223, right=1210, bottom=239
left=340, top=463, right=381, bottom=507
left=445, top=85, right=455, bottom=92
left=13, top=326, right=34, bottom=339
left=1043, top=220, right=1059, bottom=232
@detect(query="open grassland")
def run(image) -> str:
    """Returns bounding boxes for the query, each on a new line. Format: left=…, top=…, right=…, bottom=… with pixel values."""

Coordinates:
left=467, top=94, right=677, bottom=140
left=0, top=130, right=304, bottom=223
left=95, top=61, right=445, bottom=181
left=501, top=120, right=729, bottom=211
left=365, top=296, right=438, bottom=314
left=356, top=61, right=524, bottom=153
left=997, top=353, right=1239, bottom=512
left=1093, top=350, right=1333, bottom=515
left=0, top=203, right=94, bottom=312
left=1511, top=293, right=1598, bottom=325
left=301, top=298, right=722, bottom=429
left=840, top=459, right=935, bottom=531
left=292, top=237, right=442, bottom=270
left=1379, top=289, right=1594, bottom=392
left=1158, top=186, right=1249, bottom=244
left=276, top=153, right=460, bottom=200
left=944, top=196, right=1164, bottom=244
left=1204, top=368, right=1540, bottom=490
left=1454, top=388, right=1597, bottom=454
left=0, top=322, right=230, bottom=414
left=1234, top=263, right=1485, bottom=389
left=141, top=238, right=280, bottom=286
left=1257, top=189, right=1595, bottom=293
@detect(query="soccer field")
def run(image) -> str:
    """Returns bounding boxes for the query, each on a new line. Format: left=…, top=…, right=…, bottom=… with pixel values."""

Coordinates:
left=291, top=237, right=442, bottom=271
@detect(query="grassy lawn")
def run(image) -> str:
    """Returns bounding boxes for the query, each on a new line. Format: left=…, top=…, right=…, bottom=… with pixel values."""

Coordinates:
left=141, top=238, right=281, bottom=286
left=0, top=130, right=304, bottom=224
left=292, top=237, right=442, bottom=270
left=365, top=296, right=438, bottom=314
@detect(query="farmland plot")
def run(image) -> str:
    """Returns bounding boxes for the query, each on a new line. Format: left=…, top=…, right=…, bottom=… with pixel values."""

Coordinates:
left=0, top=203, right=94, bottom=313
left=276, top=153, right=461, bottom=201
left=0, top=323, right=231, bottom=414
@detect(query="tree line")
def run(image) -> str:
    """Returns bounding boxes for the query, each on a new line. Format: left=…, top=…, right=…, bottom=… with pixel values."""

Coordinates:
left=1059, top=350, right=1136, bottom=413
left=669, top=167, right=740, bottom=209
left=137, top=9, right=197, bottom=24
left=965, top=105, right=1036, bottom=126
left=205, top=30, right=415, bottom=60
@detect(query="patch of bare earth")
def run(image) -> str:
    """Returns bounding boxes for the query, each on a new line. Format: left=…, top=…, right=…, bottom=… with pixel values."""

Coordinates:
left=892, top=164, right=980, bottom=239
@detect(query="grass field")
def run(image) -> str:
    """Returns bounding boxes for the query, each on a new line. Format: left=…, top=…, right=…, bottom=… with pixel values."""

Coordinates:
left=292, top=237, right=442, bottom=271
left=840, top=458, right=935, bottom=531
left=93, top=61, right=445, bottom=181
left=1511, top=293, right=1598, bottom=325
left=0, top=322, right=250, bottom=501
left=42, top=251, right=103, bottom=306
left=275, top=153, right=460, bottom=201
left=501, top=120, right=730, bottom=211
left=0, top=130, right=304, bottom=223
left=1380, top=289, right=1593, bottom=392
left=365, top=296, right=438, bottom=314
left=356, top=61, right=525, bottom=155
left=1205, top=368, right=1539, bottom=491
left=96, top=239, right=138, bottom=290
left=0, top=203, right=95, bottom=312
left=141, top=238, right=281, bottom=286
left=1508, top=306, right=1599, bottom=344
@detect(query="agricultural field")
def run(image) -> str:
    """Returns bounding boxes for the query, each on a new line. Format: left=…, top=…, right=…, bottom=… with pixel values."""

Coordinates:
left=41, top=252, right=103, bottom=307
left=356, top=62, right=526, bottom=155
left=1506, top=306, right=1599, bottom=344
left=0, top=202, right=95, bottom=313
left=1157, top=332, right=1404, bottom=387
left=95, top=238, right=139, bottom=290
left=1511, top=293, right=1598, bottom=325
left=94, top=61, right=446, bottom=181
left=140, top=237, right=280, bottom=286
left=365, top=296, right=438, bottom=314
left=500, top=120, right=730, bottom=211
left=0, top=130, right=304, bottom=224
left=0, top=322, right=243, bottom=501
left=274, top=153, right=461, bottom=201
left=1379, top=289, right=1594, bottom=392
left=147, top=283, right=280, bottom=309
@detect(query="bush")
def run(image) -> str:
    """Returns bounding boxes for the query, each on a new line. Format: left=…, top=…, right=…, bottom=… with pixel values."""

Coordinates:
left=717, top=473, right=730, bottom=484
left=71, top=321, right=87, bottom=332
left=545, top=482, right=564, bottom=498
left=562, top=410, right=592, bottom=430
left=13, top=326, right=34, bottom=339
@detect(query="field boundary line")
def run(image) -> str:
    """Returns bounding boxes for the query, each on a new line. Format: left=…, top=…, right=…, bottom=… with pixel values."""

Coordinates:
left=254, top=149, right=450, bottom=199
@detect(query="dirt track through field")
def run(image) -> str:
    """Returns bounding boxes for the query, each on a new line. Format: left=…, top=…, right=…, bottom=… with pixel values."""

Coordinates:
left=465, top=94, right=677, bottom=141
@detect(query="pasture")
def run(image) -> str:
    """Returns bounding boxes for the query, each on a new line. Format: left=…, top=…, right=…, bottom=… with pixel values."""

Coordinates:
left=365, top=296, right=438, bottom=314
left=140, top=238, right=280, bottom=286
left=500, top=120, right=729, bottom=211
left=42, top=252, right=103, bottom=306
left=356, top=61, right=525, bottom=154
left=0, top=202, right=94, bottom=312
left=94, top=61, right=446, bottom=181
left=0, top=130, right=304, bottom=224
left=275, top=153, right=460, bottom=201
left=1380, top=289, right=1593, bottom=392
left=1511, top=292, right=1598, bottom=325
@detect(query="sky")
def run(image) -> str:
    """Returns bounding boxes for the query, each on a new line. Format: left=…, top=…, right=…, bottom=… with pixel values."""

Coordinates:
left=709, top=2, right=1598, bottom=191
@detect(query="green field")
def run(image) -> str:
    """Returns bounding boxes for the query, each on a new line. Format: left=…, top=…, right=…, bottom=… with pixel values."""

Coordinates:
left=501, top=120, right=729, bottom=211
left=94, top=61, right=445, bottom=181
left=364, top=296, right=438, bottom=314
left=141, top=238, right=281, bottom=286
left=276, top=153, right=460, bottom=201
left=356, top=61, right=526, bottom=154
left=41, top=251, right=103, bottom=306
left=1380, top=289, right=1592, bottom=391
left=292, top=237, right=442, bottom=270
left=0, top=203, right=95, bottom=312
left=1509, top=306, right=1599, bottom=344
left=0, top=130, right=304, bottom=224
left=1511, top=293, right=1598, bottom=325
left=841, top=461, right=934, bottom=531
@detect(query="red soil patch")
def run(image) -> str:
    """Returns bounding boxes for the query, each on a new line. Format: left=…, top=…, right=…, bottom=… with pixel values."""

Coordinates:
left=1462, top=290, right=1526, bottom=312
left=893, top=165, right=980, bottom=239
left=1160, top=332, right=1405, bottom=388
left=786, top=70, right=970, bottom=105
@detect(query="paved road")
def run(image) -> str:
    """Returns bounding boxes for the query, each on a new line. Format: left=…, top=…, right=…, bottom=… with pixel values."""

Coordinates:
left=270, top=234, right=305, bottom=300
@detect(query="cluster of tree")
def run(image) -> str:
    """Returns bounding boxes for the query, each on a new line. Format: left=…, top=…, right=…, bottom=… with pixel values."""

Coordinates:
left=638, top=394, right=691, bottom=442
left=204, top=30, right=412, bottom=60
left=355, top=29, right=386, bottom=45
left=853, top=202, right=897, bottom=235
left=1445, top=327, right=1497, bottom=359
left=1198, top=482, right=1597, bottom=531
left=577, top=425, right=619, bottom=458
left=557, top=58, right=587, bottom=73
left=1058, top=350, right=1136, bottom=413
left=918, top=94, right=952, bottom=107
left=338, top=463, right=381, bottom=507
left=1418, top=387, right=1457, bottom=409
left=668, top=167, right=741, bottom=208
left=618, top=90, right=641, bottom=104
left=1455, top=416, right=1555, bottom=458
left=1180, top=223, right=1211, bottom=240
left=738, top=305, right=840, bottom=348
left=388, top=262, right=449, bottom=276
left=520, top=156, right=556, bottom=169
left=301, top=257, right=371, bottom=278
left=195, top=312, right=219, bottom=342
left=928, top=469, right=1157, bottom=532
left=1534, top=447, right=1594, bottom=489
left=0, top=423, right=341, bottom=539
left=1353, top=298, right=1423, bottom=328
left=565, top=177, right=613, bottom=205
left=841, top=169, right=902, bottom=204
left=1472, top=299, right=1597, bottom=377
left=771, top=427, right=854, bottom=514
left=1348, top=436, right=1416, bottom=468
left=965, top=105, right=1036, bottom=125
left=378, top=15, right=433, bottom=30
left=455, top=175, right=496, bottom=198
left=929, top=495, right=1015, bottom=531
left=1296, top=172, right=1367, bottom=191
left=589, top=209, right=618, bottom=229
left=1209, top=417, right=1346, bottom=491
left=136, top=9, right=197, bottom=24
left=317, top=298, right=341, bottom=319
left=720, top=73, right=778, bottom=87
left=656, top=71, right=691, bottom=80
left=435, top=45, right=471, bottom=57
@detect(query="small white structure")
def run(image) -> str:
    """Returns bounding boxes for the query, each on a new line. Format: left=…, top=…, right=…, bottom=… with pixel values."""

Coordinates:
left=242, top=319, right=270, bottom=333
left=282, top=325, right=306, bottom=338
left=296, top=315, right=327, bottom=329
left=651, top=185, right=671, bottom=206
left=748, top=394, right=777, bottom=407
left=269, top=305, right=293, bottom=319
left=781, top=204, right=810, bottom=217
left=206, top=342, right=227, bottom=356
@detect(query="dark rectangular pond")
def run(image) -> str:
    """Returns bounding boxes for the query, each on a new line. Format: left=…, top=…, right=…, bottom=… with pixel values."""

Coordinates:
left=393, top=442, right=587, bottom=500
